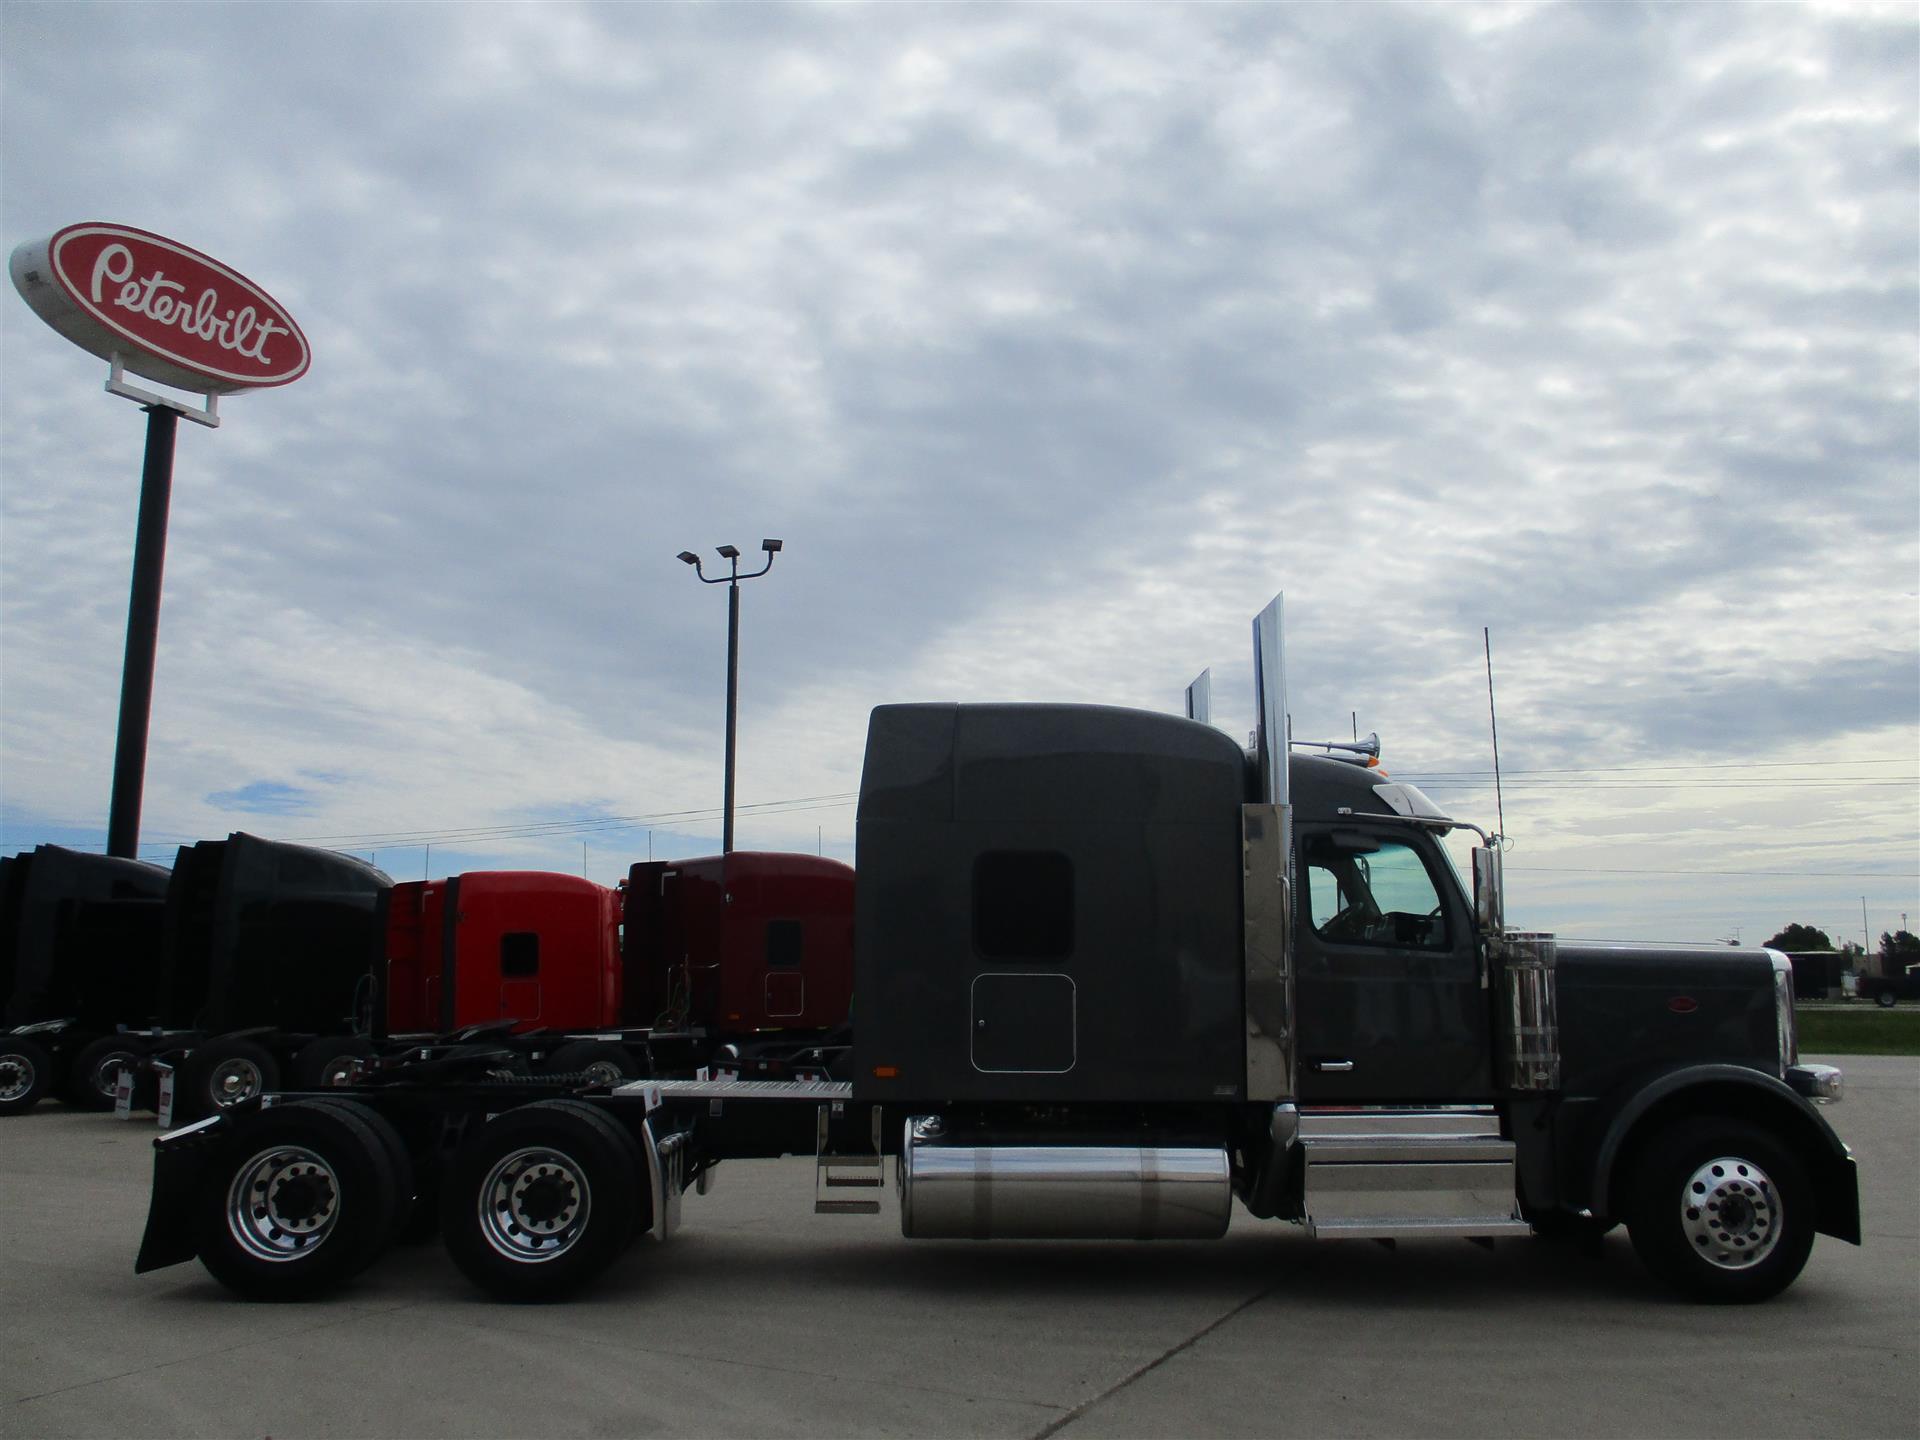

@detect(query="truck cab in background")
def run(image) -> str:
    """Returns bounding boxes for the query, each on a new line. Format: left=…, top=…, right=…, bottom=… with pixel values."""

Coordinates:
left=0, top=845, right=172, bottom=1113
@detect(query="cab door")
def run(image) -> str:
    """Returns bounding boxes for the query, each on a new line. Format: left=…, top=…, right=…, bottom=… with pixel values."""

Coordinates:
left=1293, top=825, right=1491, bottom=1103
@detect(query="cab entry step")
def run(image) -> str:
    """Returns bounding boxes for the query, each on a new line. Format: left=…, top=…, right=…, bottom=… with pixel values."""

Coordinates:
left=1298, top=1109, right=1532, bottom=1240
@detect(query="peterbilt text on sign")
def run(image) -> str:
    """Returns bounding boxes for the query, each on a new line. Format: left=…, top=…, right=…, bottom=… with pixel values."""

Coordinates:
left=87, top=243, right=291, bottom=368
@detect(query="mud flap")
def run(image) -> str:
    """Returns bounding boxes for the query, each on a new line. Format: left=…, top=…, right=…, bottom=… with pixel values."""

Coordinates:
left=134, top=1116, right=225, bottom=1273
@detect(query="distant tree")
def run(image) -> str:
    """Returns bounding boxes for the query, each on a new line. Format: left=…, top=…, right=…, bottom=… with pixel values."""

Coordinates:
left=1877, top=930, right=1920, bottom=976
left=1764, top=923, right=1834, bottom=951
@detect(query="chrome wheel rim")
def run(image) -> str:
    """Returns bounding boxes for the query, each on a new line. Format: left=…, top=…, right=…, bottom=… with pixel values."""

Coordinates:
left=0, top=1053, right=33, bottom=1103
left=581, top=1060, right=625, bottom=1087
left=1681, top=1155, right=1781, bottom=1269
left=227, top=1145, right=340, bottom=1262
left=88, top=1051, right=139, bottom=1100
left=209, top=1058, right=265, bottom=1108
left=318, top=1056, right=360, bottom=1087
left=478, top=1146, right=591, bottom=1263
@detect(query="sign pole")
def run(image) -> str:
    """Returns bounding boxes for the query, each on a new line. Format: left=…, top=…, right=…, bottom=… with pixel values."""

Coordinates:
left=12, top=221, right=310, bottom=859
left=105, top=404, right=179, bottom=858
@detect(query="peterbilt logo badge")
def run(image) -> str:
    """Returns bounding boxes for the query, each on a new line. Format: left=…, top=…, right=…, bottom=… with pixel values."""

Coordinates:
left=9, top=222, right=309, bottom=394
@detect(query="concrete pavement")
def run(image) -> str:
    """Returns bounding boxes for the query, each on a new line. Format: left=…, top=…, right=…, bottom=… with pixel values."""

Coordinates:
left=2, top=1055, right=1913, bottom=1438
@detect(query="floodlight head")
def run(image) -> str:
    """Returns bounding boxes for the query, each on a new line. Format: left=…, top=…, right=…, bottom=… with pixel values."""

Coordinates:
left=761, top=538, right=783, bottom=553
left=677, top=551, right=700, bottom=566
left=716, top=544, right=741, bottom=560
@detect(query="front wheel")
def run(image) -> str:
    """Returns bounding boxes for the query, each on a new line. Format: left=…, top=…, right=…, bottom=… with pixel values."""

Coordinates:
left=545, top=1040, right=639, bottom=1088
left=1624, top=1116, right=1814, bottom=1303
left=292, top=1036, right=375, bottom=1089
left=1875, top=990, right=1896, bottom=1008
left=0, top=1036, right=53, bottom=1116
left=193, top=1100, right=401, bottom=1299
left=441, top=1100, right=641, bottom=1301
left=184, top=1038, right=281, bottom=1121
left=65, top=1035, right=150, bottom=1111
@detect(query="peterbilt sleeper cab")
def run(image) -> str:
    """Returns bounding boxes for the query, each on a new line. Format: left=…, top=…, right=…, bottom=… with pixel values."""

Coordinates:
left=132, top=595, right=1857, bottom=1305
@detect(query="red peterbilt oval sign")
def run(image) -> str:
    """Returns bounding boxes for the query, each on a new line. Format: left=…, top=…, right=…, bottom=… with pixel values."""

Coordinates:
left=9, top=222, right=308, bottom=394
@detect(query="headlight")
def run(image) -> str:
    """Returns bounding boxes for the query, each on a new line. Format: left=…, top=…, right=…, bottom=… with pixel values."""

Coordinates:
left=1768, top=950, right=1797, bottom=1076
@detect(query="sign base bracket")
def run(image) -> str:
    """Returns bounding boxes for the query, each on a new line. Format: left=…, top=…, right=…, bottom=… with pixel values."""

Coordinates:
left=105, top=354, right=220, bottom=428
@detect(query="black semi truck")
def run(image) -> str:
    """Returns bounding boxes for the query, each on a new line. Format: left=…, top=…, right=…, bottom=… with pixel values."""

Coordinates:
left=133, top=596, right=1856, bottom=1305
left=0, top=835, right=390, bottom=1117
left=0, top=846, right=172, bottom=1113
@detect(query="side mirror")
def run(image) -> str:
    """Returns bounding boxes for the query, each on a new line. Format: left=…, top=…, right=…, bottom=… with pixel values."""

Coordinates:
left=1473, top=846, right=1504, bottom=934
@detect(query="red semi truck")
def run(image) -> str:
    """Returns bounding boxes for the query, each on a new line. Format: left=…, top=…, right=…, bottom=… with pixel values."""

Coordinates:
left=163, top=851, right=855, bottom=1116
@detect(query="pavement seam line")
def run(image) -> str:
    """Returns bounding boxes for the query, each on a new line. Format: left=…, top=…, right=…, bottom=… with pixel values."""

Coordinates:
left=10, top=1300, right=424, bottom=1407
left=1023, top=1252, right=1321, bottom=1440
left=428, top=1305, right=1066, bottom=1411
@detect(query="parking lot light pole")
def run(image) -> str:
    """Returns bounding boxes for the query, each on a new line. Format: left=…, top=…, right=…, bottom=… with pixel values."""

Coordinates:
left=677, top=539, right=782, bottom=854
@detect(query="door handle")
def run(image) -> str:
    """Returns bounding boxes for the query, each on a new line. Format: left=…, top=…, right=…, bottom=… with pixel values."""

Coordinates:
left=1312, top=1059, right=1355, bottom=1073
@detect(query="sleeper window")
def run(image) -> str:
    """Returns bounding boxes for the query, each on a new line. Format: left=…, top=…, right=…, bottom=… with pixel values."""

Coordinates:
left=973, top=851, right=1074, bottom=959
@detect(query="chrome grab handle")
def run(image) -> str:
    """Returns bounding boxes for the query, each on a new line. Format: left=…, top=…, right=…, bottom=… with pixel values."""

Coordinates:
left=1312, top=1059, right=1355, bottom=1073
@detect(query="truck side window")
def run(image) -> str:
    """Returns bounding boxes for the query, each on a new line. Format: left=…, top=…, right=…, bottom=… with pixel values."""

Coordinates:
left=765, top=919, right=804, bottom=968
left=973, top=851, right=1074, bottom=959
left=1304, top=837, right=1447, bottom=950
left=500, top=932, right=540, bottom=977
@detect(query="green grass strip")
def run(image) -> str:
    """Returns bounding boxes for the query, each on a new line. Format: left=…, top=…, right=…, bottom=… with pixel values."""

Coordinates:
left=1796, top=1006, right=1920, bottom=1056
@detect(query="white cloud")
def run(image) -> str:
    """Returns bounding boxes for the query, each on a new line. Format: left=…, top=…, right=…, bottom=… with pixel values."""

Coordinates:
left=2, top=0, right=1913, bottom=944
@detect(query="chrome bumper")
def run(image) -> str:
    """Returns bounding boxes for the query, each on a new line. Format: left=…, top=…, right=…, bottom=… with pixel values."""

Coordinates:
left=1788, top=1063, right=1844, bottom=1103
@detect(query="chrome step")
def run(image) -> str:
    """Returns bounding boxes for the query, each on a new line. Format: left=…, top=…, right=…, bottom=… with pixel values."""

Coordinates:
left=1299, top=1108, right=1522, bottom=1240
left=814, top=1103, right=885, bottom=1216
left=1310, top=1216, right=1534, bottom=1239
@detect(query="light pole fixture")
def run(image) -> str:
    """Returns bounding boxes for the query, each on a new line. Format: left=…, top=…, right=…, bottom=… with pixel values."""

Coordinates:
left=678, top=539, right=783, bottom=854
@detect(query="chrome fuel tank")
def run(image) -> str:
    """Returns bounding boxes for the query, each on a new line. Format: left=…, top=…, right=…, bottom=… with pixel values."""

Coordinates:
left=899, top=1120, right=1231, bottom=1240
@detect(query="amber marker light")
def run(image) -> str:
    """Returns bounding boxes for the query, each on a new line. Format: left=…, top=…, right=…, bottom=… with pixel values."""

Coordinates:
left=872, top=1065, right=900, bottom=1079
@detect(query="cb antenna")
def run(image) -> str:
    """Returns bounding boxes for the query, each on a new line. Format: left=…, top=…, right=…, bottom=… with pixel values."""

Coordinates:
left=1484, top=627, right=1507, bottom=843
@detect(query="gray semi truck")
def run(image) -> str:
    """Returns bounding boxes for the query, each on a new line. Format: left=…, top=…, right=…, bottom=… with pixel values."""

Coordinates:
left=133, top=596, right=1856, bottom=1305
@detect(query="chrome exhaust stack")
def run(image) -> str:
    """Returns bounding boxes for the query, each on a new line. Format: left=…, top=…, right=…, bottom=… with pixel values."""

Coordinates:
left=1244, top=593, right=1296, bottom=1102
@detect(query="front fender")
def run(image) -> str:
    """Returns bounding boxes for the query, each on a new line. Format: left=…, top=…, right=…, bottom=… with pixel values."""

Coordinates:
left=1589, top=1063, right=1859, bottom=1244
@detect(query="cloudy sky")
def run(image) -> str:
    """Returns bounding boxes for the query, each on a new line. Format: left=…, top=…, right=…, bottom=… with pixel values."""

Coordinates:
left=2, top=1, right=1915, bottom=950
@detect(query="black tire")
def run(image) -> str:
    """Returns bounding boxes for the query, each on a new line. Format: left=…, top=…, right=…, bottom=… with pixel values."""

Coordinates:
left=292, top=1035, right=375, bottom=1089
left=194, top=1100, right=401, bottom=1299
left=441, top=1099, right=642, bottom=1301
left=299, top=1097, right=417, bottom=1252
left=183, top=1038, right=282, bottom=1121
left=1624, top=1115, right=1815, bottom=1303
left=0, top=1036, right=54, bottom=1116
left=1875, top=990, right=1896, bottom=1008
left=545, top=1040, right=639, bottom=1087
left=64, top=1035, right=150, bottom=1111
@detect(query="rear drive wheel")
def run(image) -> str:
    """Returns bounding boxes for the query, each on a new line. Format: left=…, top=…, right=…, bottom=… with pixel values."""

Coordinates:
left=1875, top=990, right=1896, bottom=1008
left=1625, top=1115, right=1814, bottom=1303
left=65, top=1035, right=150, bottom=1111
left=194, top=1100, right=400, bottom=1299
left=299, top=1097, right=417, bottom=1250
left=545, top=1040, right=639, bottom=1088
left=441, top=1099, right=641, bottom=1301
left=0, top=1037, right=53, bottom=1116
